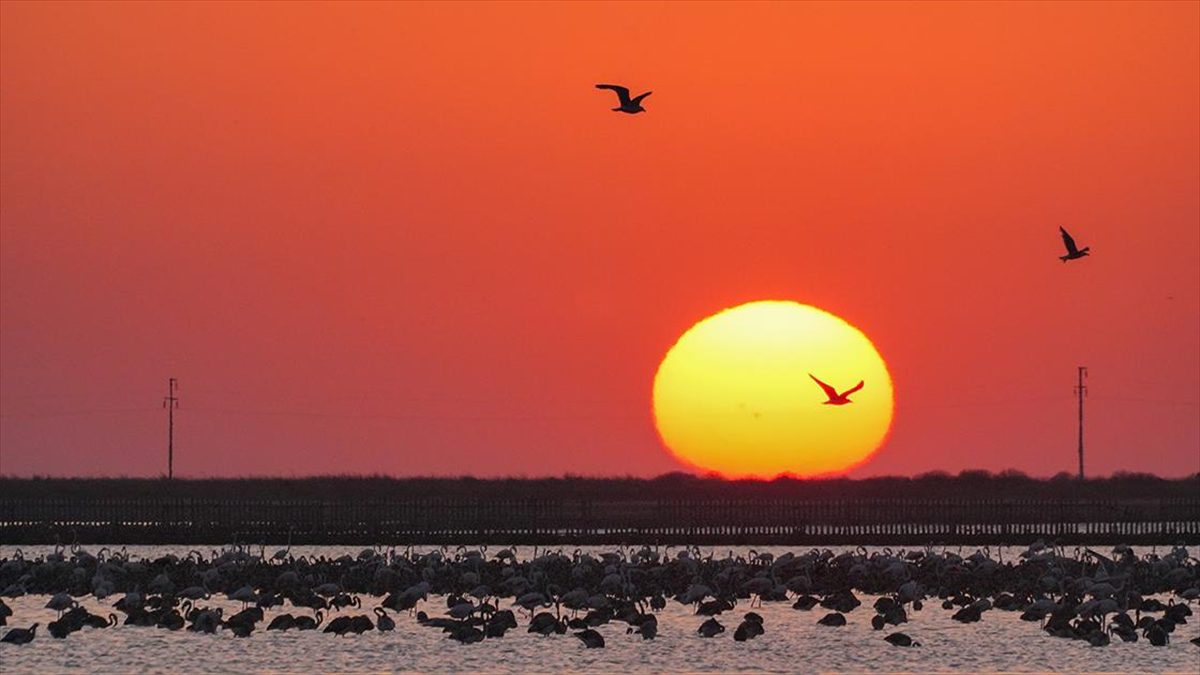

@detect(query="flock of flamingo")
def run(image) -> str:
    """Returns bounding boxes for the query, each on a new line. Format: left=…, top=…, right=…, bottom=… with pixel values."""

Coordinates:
left=1, top=542, right=1197, bottom=651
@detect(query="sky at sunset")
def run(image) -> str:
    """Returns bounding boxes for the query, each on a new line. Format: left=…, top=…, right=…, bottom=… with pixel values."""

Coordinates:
left=1, top=1, right=1197, bottom=478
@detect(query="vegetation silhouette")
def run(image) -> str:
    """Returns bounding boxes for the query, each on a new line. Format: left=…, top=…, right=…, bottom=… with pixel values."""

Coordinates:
left=2, top=470, right=1196, bottom=501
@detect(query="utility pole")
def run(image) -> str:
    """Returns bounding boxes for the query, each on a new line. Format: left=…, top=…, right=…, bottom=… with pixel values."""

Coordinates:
left=1074, top=366, right=1087, bottom=479
left=163, top=378, right=179, bottom=479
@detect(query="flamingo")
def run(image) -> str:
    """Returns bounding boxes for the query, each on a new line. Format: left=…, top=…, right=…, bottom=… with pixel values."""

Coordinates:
left=528, top=611, right=564, bottom=635
left=48, top=617, right=76, bottom=639
left=267, top=613, right=296, bottom=631
left=44, top=592, right=77, bottom=617
left=629, top=614, right=658, bottom=640
left=0, top=623, right=37, bottom=644
left=792, top=595, right=820, bottom=611
left=293, top=611, right=323, bottom=631
left=885, top=632, right=920, bottom=647
left=374, top=608, right=395, bottom=631
left=272, top=528, right=293, bottom=563
left=697, top=617, right=725, bottom=637
left=734, top=613, right=765, bottom=641
left=575, top=628, right=605, bottom=648
left=818, top=612, right=847, bottom=626
left=323, top=615, right=354, bottom=636
left=157, top=610, right=184, bottom=631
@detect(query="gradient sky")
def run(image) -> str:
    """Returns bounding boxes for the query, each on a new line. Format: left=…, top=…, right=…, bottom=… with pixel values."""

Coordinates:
left=2, top=1, right=1197, bottom=478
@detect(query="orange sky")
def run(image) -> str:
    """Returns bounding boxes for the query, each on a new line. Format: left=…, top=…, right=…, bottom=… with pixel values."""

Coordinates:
left=2, top=1, right=1197, bottom=478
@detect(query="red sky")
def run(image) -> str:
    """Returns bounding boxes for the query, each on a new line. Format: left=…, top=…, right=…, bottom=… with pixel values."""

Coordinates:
left=2, top=1, right=1197, bottom=478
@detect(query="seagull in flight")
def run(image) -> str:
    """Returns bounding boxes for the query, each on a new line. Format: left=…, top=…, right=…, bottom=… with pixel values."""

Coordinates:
left=809, top=374, right=864, bottom=406
left=1058, top=226, right=1091, bottom=262
left=595, top=84, right=652, bottom=114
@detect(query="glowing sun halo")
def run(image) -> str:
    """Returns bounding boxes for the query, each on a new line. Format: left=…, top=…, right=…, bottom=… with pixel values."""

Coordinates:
left=652, top=300, right=894, bottom=478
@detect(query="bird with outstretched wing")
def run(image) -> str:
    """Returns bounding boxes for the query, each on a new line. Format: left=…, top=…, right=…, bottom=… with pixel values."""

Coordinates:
left=595, top=84, right=652, bottom=113
left=809, top=374, right=864, bottom=405
left=1058, top=226, right=1091, bottom=262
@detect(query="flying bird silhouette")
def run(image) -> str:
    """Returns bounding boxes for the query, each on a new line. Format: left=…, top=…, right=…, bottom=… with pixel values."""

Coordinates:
left=595, top=84, right=652, bottom=114
left=1058, top=226, right=1090, bottom=262
left=809, top=374, right=864, bottom=406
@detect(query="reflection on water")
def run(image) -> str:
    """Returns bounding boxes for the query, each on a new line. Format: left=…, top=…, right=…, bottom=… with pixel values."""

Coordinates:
left=1, top=545, right=1197, bottom=673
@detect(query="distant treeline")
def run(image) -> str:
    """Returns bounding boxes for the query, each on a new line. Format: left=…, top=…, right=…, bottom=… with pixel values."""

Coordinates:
left=2, top=471, right=1197, bottom=501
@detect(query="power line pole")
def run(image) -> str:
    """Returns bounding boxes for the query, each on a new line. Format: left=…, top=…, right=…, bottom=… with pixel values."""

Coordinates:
left=1074, top=366, right=1087, bottom=479
left=163, top=378, right=179, bottom=479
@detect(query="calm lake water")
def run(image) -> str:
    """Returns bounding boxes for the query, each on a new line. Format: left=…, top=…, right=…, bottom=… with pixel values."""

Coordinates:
left=2, top=545, right=1198, bottom=673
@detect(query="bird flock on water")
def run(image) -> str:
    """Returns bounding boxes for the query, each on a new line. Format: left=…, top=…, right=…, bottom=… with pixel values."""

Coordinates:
left=2, top=541, right=1197, bottom=651
left=0, top=85, right=1126, bottom=661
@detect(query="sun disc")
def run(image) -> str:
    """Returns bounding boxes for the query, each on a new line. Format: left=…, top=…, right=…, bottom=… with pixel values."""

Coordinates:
left=652, top=300, right=894, bottom=478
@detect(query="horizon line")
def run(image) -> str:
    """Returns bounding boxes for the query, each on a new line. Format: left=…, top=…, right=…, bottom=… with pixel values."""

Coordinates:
left=3, top=469, right=1198, bottom=482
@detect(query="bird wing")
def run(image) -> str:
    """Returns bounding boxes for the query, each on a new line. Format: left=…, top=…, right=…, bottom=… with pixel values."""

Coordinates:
left=809, top=374, right=838, bottom=399
left=1059, top=226, right=1079, bottom=255
left=839, top=381, right=865, bottom=398
left=595, top=84, right=632, bottom=106
left=631, top=91, right=653, bottom=104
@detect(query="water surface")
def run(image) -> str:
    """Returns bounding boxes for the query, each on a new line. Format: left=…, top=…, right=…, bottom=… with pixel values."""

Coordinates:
left=2, top=544, right=1197, bottom=673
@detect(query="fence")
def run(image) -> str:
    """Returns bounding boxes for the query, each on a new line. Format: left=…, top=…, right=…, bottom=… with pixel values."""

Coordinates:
left=2, top=496, right=1198, bottom=545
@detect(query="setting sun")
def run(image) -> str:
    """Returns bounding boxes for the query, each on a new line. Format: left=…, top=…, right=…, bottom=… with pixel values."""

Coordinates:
left=653, top=301, right=894, bottom=478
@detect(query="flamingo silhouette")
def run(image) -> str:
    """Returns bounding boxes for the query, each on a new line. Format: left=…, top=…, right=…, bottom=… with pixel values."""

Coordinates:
left=1059, top=226, right=1090, bottom=262
left=266, top=613, right=296, bottom=631
left=809, top=374, right=864, bottom=405
left=293, top=611, right=323, bottom=630
left=595, top=84, right=652, bottom=114
left=0, top=623, right=37, bottom=644
left=575, top=628, right=605, bottom=648
left=374, top=607, right=395, bottom=631
left=885, top=632, right=920, bottom=647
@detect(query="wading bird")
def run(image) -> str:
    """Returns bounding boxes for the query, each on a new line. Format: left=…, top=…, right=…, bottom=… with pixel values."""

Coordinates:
left=0, top=623, right=38, bottom=644
left=885, top=632, right=919, bottom=647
